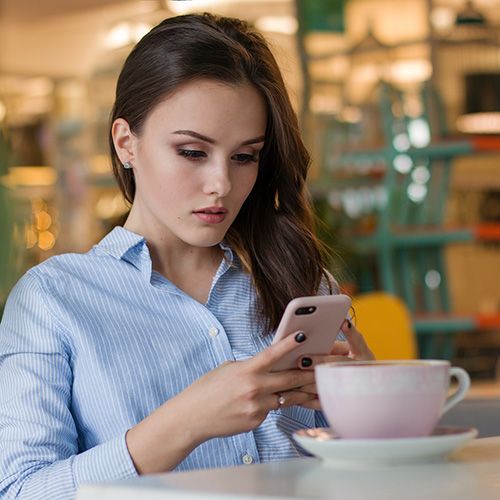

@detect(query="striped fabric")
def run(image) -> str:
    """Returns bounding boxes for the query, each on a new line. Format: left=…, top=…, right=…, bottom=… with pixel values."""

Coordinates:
left=0, top=226, right=330, bottom=499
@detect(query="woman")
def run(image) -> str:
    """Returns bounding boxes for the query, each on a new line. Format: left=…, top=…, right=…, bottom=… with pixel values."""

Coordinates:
left=0, top=13, right=373, bottom=499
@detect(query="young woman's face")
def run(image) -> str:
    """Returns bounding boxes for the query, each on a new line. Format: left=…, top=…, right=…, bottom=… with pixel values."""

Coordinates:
left=125, top=79, right=267, bottom=249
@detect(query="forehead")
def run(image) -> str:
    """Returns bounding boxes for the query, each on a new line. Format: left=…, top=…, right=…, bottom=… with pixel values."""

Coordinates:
left=143, top=79, right=268, bottom=139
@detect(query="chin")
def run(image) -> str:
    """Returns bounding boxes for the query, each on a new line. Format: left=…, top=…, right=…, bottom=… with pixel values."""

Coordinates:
left=179, top=222, right=233, bottom=248
left=184, top=232, right=226, bottom=248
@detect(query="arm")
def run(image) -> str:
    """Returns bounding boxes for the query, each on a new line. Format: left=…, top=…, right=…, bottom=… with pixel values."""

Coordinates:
left=0, top=272, right=136, bottom=499
left=125, top=330, right=317, bottom=474
left=1, top=272, right=317, bottom=487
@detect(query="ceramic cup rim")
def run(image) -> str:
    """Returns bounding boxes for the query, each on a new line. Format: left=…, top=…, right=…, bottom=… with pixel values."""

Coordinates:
left=315, top=359, right=451, bottom=372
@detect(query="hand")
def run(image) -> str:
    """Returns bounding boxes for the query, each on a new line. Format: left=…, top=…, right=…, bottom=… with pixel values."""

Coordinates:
left=175, top=331, right=317, bottom=444
left=295, top=319, right=375, bottom=410
left=326, top=318, right=375, bottom=362
left=126, top=331, right=316, bottom=474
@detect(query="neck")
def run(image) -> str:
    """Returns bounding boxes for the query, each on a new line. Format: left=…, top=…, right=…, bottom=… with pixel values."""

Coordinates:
left=123, top=205, right=223, bottom=283
left=148, top=242, right=223, bottom=283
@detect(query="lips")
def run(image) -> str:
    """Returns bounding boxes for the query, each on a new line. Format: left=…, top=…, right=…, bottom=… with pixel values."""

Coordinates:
left=193, top=206, right=228, bottom=224
left=193, top=206, right=228, bottom=215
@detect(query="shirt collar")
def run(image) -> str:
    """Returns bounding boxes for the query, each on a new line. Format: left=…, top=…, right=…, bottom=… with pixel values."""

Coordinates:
left=95, top=226, right=147, bottom=265
left=94, top=226, right=236, bottom=277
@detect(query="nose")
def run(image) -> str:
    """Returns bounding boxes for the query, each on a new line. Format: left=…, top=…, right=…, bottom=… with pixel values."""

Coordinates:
left=203, top=162, right=231, bottom=197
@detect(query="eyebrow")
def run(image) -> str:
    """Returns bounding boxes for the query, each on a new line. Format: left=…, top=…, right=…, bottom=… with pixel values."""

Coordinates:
left=172, top=130, right=265, bottom=146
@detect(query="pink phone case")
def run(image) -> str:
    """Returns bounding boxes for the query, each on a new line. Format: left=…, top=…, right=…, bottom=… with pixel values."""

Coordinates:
left=271, top=294, right=352, bottom=371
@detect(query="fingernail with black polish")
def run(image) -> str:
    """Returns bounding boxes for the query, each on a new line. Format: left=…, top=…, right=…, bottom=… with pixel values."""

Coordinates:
left=295, top=331, right=306, bottom=343
left=301, top=357, right=313, bottom=368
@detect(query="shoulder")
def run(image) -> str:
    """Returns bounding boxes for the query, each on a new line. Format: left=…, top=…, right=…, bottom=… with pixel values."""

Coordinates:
left=3, top=248, right=113, bottom=327
left=0, top=262, right=74, bottom=354
left=8, top=252, right=90, bottom=296
left=30, top=247, right=106, bottom=275
left=25, top=245, right=120, bottom=290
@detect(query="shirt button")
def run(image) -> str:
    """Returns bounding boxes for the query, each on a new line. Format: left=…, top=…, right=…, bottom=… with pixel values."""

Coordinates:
left=208, top=326, right=219, bottom=338
left=242, top=454, right=254, bottom=465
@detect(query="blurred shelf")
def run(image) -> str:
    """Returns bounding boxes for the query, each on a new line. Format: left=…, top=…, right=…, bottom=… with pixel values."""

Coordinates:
left=332, top=136, right=500, bottom=167
left=301, top=59, right=500, bottom=359
left=467, top=381, right=500, bottom=399
left=352, top=224, right=500, bottom=252
left=337, top=139, right=474, bottom=164
left=469, top=136, right=500, bottom=152
left=474, top=224, right=500, bottom=241
left=414, top=312, right=500, bottom=334
left=476, top=313, right=500, bottom=330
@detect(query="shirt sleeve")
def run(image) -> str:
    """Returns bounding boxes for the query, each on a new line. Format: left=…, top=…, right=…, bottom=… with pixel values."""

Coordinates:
left=314, top=411, right=330, bottom=428
left=317, top=269, right=340, bottom=296
left=0, top=271, right=138, bottom=500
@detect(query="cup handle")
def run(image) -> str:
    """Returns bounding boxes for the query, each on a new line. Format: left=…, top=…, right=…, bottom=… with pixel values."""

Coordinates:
left=441, top=367, right=471, bottom=416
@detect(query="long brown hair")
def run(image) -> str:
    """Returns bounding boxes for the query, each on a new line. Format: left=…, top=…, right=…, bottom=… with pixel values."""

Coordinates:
left=109, top=13, right=331, bottom=332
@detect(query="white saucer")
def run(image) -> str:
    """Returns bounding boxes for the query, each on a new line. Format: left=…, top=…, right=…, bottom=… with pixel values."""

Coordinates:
left=293, top=426, right=478, bottom=467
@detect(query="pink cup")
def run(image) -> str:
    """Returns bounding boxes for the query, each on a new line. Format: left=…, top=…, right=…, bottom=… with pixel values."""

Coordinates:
left=315, top=360, right=470, bottom=439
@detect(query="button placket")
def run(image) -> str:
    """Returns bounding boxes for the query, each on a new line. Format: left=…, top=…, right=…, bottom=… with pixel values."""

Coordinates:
left=208, top=326, right=219, bottom=338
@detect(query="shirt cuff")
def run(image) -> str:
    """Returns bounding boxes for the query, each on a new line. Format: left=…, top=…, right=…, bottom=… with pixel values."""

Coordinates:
left=315, top=410, right=329, bottom=428
left=73, top=432, right=138, bottom=488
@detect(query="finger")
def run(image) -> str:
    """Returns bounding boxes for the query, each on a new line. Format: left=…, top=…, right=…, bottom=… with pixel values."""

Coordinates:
left=264, top=369, right=316, bottom=393
left=271, top=390, right=316, bottom=410
left=251, top=331, right=307, bottom=371
left=298, top=354, right=350, bottom=370
left=341, top=320, right=375, bottom=360
left=298, top=398, right=322, bottom=411
left=330, top=341, right=350, bottom=356
left=296, top=382, right=317, bottom=395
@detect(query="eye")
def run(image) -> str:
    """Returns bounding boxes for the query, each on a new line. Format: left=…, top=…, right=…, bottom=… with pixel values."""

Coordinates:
left=178, top=149, right=207, bottom=161
left=232, top=153, right=258, bottom=164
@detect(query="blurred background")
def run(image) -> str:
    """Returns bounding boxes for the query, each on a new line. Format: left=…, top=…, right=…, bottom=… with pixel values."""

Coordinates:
left=1, top=0, right=500, bottom=382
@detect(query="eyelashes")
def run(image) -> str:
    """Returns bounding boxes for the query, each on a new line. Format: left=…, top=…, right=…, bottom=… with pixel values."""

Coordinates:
left=178, top=149, right=206, bottom=160
left=233, top=153, right=259, bottom=164
left=177, top=149, right=259, bottom=164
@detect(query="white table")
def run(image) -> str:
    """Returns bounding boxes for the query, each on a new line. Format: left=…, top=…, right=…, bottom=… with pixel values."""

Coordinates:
left=77, top=437, right=500, bottom=500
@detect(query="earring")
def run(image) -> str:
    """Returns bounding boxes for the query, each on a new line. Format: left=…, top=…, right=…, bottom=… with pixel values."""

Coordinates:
left=123, top=161, right=133, bottom=169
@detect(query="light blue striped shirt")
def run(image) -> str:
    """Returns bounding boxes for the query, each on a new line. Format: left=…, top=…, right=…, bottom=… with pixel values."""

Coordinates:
left=0, top=226, right=330, bottom=499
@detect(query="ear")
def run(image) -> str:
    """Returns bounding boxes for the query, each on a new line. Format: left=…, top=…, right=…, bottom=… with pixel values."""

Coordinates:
left=111, top=118, right=137, bottom=164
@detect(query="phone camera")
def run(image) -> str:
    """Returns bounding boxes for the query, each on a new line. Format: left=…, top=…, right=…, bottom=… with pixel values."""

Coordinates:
left=295, top=306, right=317, bottom=315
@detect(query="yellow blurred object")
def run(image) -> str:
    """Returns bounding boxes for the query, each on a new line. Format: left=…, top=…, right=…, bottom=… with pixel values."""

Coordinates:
left=38, top=231, right=55, bottom=251
left=352, top=292, right=417, bottom=360
left=0, top=167, right=57, bottom=187
left=35, top=211, right=52, bottom=231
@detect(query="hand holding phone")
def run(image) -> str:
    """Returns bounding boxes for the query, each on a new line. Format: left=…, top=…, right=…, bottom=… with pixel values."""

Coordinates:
left=271, top=294, right=351, bottom=372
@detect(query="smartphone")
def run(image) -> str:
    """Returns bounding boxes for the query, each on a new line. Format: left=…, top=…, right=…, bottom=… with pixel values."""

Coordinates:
left=271, top=294, right=352, bottom=372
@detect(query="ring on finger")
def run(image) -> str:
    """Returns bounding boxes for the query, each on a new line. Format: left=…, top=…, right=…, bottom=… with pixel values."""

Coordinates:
left=277, top=393, right=286, bottom=406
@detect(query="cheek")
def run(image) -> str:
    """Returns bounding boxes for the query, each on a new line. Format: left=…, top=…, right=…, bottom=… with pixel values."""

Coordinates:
left=236, top=168, right=259, bottom=198
left=137, top=159, right=197, bottom=200
left=164, top=173, right=201, bottom=197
